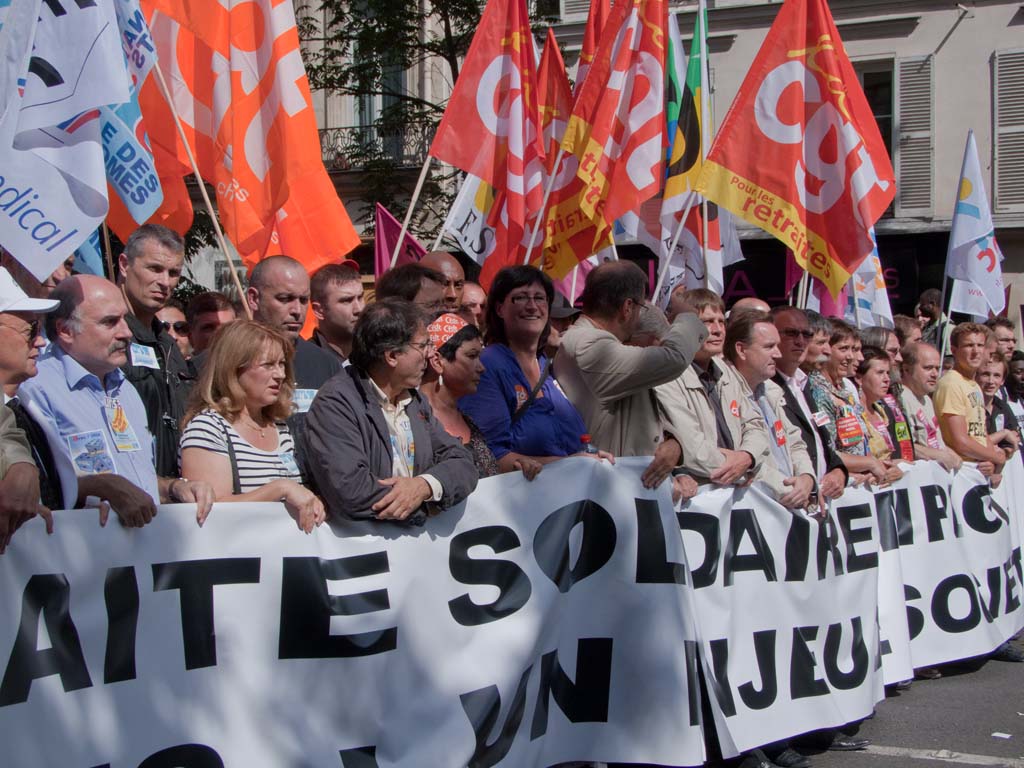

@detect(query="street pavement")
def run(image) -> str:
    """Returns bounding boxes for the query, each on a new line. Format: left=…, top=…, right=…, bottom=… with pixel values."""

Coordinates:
left=797, top=635, right=1024, bottom=768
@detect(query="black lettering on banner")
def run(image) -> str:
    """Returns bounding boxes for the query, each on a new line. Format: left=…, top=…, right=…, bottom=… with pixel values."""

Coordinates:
left=823, top=618, right=869, bottom=689
left=904, top=584, right=925, bottom=640
left=961, top=484, right=1002, bottom=535
left=0, top=574, right=91, bottom=706
left=737, top=630, right=777, bottom=710
left=41, top=0, right=98, bottom=15
left=921, top=483, right=957, bottom=542
left=835, top=504, right=878, bottom=573
left=1007, top=549, right=1023, bottom=616
left=279, top=554, right=396, bottom=659
left=635, top=499, right=686, bottom=584
left=707, top=638, right=736, bottom=717
left=871, top=489, right=907, bottom=551
left=530, top=638, right=613, bottom=740
left=1013, top=547, right=1024, bottom=585
left=534, top=501, right=616, bottom=593
left=339, top=746, right=380, bottom=768
left=723, top=508, right=776, bottom=586
left=104, top=566, right=139, bottom=684
left=151, top=559, right=260, bottom=670
left=815, top=516, right=844, bottom=579
left=27, top=57, right=64, bottom=87
left=679, top=512, right=719, bottom=588
left=790, top=626, right=829, bottom=699
left=683, top=640, right=701, bottom=727
left=981, top=567, right=1002, bottom=623
left=138, top=744, right=224, bottom=768
left=931, top=574, right=981, bottom=633
left=784, top=513, right=811, bottom=582
left=460, top=666, right=532, bottom=768
left=449, top=526, right=532, bottom=626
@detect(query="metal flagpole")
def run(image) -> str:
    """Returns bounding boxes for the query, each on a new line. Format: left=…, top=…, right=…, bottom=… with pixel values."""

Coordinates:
left=392, top=155, right=433, bottom=268
left=697, top=0, right=711, bottom=286
left=652, top=194, right=698, bottom=302
left=101, top=222, right=116, bottom=280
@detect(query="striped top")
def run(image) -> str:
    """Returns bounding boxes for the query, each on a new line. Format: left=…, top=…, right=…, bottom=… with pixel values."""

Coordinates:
left=180, top=410, right=302, bottom=493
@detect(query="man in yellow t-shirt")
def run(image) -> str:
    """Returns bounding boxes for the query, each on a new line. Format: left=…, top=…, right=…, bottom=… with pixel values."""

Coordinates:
left=934, top=322, right=1006, bottom=476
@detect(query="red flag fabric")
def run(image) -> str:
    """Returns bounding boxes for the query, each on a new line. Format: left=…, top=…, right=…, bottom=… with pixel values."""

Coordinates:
left=574, top=0, right=611, bottom=96
left=374, top=203, right=426, bottom=279
left=136, top=0, right=360, bottom=274
left=558, top=0, right=668, bottom=256
left=695, top=0, right=894, bottom=298
left=429, top=0, right=545, bottom=275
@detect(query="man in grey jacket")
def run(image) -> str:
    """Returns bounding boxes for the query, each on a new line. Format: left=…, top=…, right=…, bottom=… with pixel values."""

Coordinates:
left=558, top=261, right=707, bottom=491
left=305, top=299, right=477, bottom=524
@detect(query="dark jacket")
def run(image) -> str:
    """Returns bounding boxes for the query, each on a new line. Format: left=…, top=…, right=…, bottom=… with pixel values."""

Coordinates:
left=122, top=313, right=195, bottom=477
left=772, top=373, right=849, bottom=481
left=305, top=366, right=478, bottom=524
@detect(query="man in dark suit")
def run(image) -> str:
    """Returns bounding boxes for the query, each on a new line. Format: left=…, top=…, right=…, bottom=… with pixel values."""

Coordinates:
left=770, top=306, right=847, bottom=501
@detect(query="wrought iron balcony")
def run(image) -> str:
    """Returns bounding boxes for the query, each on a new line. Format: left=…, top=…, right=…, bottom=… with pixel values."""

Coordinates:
left=319, top=122, right=434, bottom=171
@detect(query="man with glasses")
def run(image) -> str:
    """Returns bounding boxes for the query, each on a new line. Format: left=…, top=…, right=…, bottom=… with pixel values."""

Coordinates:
left=305, top=299, right=476, bottom=523
left=558, top=261, right=706, bottom=491
left=117, top=224, right=194, bottom=478
left=0, top=267, right=56, bottom=552
left=375, top=263, right=448, bottom=321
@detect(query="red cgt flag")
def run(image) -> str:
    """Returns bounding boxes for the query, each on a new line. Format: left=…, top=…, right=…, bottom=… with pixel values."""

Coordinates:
left=695, top=0, right=894, bottom=298
left=429, top=0, right=545, bottom=272
left=574, top=0, right=611, bottom=96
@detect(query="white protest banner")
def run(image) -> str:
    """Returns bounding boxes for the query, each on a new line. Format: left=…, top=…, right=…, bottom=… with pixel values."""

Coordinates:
left=880, top=461, right=1024, bottom=669
left=678, top=484, right=884, bottom=757
left=0, top=458, right=704, bottom=768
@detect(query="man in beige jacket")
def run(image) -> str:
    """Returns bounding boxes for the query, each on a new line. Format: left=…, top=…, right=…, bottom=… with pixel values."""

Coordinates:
left=656, top=289, right=769, bottom=485
left=558, top=261, right=707, bottom=491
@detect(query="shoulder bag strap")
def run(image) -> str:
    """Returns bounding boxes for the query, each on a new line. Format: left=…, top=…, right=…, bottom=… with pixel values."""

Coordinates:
left=510, top=357, right=553, bottom=427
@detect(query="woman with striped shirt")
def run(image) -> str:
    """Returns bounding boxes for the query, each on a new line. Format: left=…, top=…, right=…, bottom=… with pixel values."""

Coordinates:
left=180, top=320, right=325, bottom=532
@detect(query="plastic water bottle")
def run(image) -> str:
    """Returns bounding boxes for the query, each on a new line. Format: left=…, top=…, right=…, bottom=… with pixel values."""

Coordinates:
left=581, top=434, right=600, bottom=455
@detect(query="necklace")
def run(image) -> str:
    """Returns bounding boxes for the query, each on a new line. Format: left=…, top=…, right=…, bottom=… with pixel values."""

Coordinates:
left=240, top=414, right=267, bottom=438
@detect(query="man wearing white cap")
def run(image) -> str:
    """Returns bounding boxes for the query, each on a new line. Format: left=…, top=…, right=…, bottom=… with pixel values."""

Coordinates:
left=0, top=267, right=57, bottom=552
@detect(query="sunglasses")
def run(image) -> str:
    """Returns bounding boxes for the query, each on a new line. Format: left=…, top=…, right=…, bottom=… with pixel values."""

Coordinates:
left=0, top=318, right=40, bottom=343
left=781, top=329, right=814, bottom=340
left=159, top=320, right=190, bottom=334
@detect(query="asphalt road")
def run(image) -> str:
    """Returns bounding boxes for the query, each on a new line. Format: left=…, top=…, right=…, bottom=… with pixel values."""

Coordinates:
left=796, top=635, right=1024, bottom=768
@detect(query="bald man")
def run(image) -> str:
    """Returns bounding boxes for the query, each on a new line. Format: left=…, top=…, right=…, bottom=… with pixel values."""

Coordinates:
left=420, top=251, right=466, bottom=312
left=732, top=296, right=771, bottom=314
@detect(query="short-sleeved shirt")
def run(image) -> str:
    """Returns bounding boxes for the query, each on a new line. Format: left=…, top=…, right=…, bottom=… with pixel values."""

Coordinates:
left=934, top=369, right=987, bottom=452
left=19, top=346, right=160, bottom=508
left=179, top=410, right=301, bottom=493
left=900, top=387, right=944, bottom=450
left=459, top=344, right=585, bottom=460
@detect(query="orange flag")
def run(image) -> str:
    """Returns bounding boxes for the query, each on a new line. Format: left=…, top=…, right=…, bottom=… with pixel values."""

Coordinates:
left=574, top=0, right=611, bottom=96
left=135, top=0, right=360, bottom=273
left=429, top=0, right=545, bottom=274
left=559, top=0, right=668, bottom=255
left=695, top=0, right=894, bottom=298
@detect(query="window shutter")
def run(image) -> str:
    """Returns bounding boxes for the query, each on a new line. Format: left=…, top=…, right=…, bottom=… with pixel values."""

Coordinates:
left=894, top=56, right=933, bottom=216
left=561, top=0, right=590, bottom=20
left=994, top=49, right=1024, bottom=213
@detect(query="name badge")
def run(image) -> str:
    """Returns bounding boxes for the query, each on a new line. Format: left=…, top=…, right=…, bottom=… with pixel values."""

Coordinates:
left=292, top=389, right=317, bottom=413
left=773, top=419, right=787, bottom=446
left=729, top=399, right=740, bottom=418
left=104, top=397, right=142, bottom=452
left=67, top=430, right=115, bottom=476
left=279, top=451, right=301, bottom=477
left=812, top=410, right=830, bottom=428
left=130, top=343, right=160, bottom=369
left=836, top=414, right=864, bottom=448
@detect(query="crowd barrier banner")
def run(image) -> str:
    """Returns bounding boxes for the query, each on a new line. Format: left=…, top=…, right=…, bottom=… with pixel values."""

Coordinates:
left=0, top=458, right=704, bottom=768
left=678, top=484, right=884, bottom=756
left=1, top=457, right=1022, bottom=766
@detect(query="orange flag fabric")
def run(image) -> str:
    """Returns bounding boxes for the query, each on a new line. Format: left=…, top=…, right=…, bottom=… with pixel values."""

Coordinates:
left=695, top=0, right=895, bottom=298
left=574, top=0, right=611, bottom=96
left=135, top=0, right=360, bottom=273
left=559, top=0, right=668, bottom=257
left=429, top=0, right=545, bottom=274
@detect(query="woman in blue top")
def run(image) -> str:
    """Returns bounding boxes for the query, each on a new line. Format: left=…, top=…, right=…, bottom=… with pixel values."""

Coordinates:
left=460, top=266, right=612, bottom=472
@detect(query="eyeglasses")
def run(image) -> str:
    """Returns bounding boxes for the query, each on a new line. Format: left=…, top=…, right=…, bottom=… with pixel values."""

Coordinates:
left=781, top=329, right=814, bottom=340
left=159, top=320, right=190, bottom=334
left=508, top=293, right=548, bottom=307
left=0, top=318, right=40, bottom=343
left=407, top=339, right=433, bottom=355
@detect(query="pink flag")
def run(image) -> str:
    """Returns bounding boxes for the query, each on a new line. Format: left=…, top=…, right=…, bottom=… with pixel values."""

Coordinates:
left=375, top=203, right=427, bottom=279
left=552, top=256, right=597, bottom=305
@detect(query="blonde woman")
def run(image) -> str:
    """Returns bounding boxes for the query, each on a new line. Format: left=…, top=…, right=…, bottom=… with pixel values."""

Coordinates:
left=180, top=320, right=325, bottom=532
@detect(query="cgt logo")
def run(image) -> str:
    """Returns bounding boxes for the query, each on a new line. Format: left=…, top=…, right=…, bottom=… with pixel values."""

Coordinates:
left=754, top=35, right=890, bottom=226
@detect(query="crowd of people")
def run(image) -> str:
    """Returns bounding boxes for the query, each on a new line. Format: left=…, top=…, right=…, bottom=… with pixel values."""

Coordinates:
left=1, top=225, right=1023, bottom=767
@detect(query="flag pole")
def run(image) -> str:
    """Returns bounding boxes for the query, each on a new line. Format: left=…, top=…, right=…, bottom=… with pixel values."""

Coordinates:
left=101, top=222, right=116, bottom=280
left=150, top=60, right=251, bottom=319
left=569, top=263, right=580, bottom=301
left=431, top=231, right=445, bottom=251
left=797, top=270, right=811, bottom=309
left=653, top=194, right=697, bottom=302
left=697, top=0, right=711, bottom=287
left=524, top=147, right=566, bottom=266
left=392, top=154, right=433, bottom=268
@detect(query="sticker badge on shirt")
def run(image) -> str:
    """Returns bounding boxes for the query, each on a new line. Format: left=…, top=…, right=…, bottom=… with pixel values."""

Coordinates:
left=104, top=397, right=142, bottom=451
left=292, top=389, right=317, bottom=413
left=67, top=430, right=115, bottom=476
left=836, top=413, right=864, bottom=448
left=730, top=400, right=740, bottom=418
left=130, top=343, right=160, bottom=369
left=895, top=420, right=911, bottom=443
left=279, top=451, right=300, bottom=477
left=773, top=419, right=787, bottom=446
left=812, top=411, right=830, bottom=428
left=514, top=384, right=528, bottom=407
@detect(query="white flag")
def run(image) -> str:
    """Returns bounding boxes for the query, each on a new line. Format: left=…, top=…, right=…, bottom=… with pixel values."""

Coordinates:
left=949, top=279, right=989, bottom=321
left=846, top=232, right=893, bottom=328
left=945, top=130, right=1005, bottom=314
